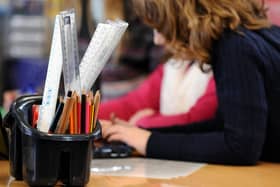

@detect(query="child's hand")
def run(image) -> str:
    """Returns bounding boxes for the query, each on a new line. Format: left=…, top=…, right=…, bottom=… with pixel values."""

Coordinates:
left=99, top=119, right=113, bottom=138
left=129, top=108, right=155, bottom=125
left=102, top=118, right=151, bottom=156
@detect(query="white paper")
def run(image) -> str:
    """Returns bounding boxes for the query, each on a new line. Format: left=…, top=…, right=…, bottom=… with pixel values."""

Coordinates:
left=91, top=158, right=206, bottom=179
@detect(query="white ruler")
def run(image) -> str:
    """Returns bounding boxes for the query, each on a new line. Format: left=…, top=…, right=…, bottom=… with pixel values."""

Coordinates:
left=60, top=9, right=81, bottom=95
left=37, top=15, right=63, bottom=132
left=79, top=20, right=128, bottom=91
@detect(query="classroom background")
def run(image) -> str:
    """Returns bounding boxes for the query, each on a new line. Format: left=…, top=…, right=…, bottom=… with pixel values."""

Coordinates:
left=0, top=0, right=279, bottom=116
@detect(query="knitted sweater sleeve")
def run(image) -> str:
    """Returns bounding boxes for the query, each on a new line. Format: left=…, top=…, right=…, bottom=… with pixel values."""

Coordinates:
left=146, top=34, right=268, bottom=165
left=98, top=65, right=163, bottom=121
left=136, top=77, right=217, bottom=128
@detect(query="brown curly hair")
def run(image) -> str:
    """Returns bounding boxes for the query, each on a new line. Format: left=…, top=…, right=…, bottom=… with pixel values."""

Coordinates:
left=132, top=0, right=270, bottom=65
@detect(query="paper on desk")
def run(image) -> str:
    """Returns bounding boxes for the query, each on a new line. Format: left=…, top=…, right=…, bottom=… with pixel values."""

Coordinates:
left=91, top=158, right=206, bottom=179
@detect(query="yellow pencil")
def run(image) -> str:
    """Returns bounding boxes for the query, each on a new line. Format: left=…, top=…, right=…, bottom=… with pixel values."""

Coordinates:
left=92, top=90, right=100, bottom=132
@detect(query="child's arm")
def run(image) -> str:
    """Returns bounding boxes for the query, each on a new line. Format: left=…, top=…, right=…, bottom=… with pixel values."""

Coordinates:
left=136, top=78, right=217, bottom=128
left=98, top=65, right=164, bottom=121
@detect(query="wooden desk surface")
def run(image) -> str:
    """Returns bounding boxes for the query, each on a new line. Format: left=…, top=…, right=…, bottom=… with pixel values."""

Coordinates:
left=1, top=161, right=280, bottom=187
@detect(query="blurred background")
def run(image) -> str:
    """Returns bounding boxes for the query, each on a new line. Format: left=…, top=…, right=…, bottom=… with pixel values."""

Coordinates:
left=0, top=0, right=278, bottom=116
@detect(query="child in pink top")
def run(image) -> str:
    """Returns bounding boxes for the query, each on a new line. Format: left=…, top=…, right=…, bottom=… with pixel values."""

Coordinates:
left=99, top=30, right=217, bottom=128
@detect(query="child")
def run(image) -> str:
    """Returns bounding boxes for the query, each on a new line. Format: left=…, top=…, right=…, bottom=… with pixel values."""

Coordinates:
left=102, top=0, right=280, bottom=165
left=99, top=29, right=217, bottom=129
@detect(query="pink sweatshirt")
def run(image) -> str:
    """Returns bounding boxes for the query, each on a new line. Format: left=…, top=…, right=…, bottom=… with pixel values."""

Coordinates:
left=98, top=64, right=217, bottom=128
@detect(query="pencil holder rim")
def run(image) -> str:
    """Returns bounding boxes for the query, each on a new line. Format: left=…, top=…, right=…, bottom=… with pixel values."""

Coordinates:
left=10, top=94, right=101, bottom=141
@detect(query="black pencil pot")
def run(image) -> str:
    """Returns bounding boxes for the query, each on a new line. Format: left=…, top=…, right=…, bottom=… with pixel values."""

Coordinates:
left=3, top=95, right=101, bottom=187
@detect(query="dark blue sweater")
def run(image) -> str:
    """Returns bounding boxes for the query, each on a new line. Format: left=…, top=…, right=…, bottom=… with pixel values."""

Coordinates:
left=146, top=26, right=280, bottom=165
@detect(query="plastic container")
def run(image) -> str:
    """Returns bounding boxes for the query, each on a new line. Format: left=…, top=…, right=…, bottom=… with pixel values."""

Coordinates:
left=3, top=95, right=101, bottom=187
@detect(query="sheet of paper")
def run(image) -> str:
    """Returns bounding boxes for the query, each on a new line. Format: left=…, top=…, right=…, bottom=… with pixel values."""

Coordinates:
left=91, top=158, right=206, bottom=179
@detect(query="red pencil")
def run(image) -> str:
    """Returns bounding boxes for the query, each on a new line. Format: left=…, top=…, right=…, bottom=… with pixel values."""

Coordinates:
left=77, top=95, right=81, bottom=134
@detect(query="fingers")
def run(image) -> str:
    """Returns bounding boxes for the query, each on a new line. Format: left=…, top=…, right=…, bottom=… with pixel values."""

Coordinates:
left=100, top=119, right=113, bottom=127
left=102, top=124, right=124, bottom=140
left=101, top=123, right=152, bottom=156
left=114, top=118, right=131, bottom=126
left=100, top=118, right=131, bottom=139
left=129, top=108, right=155, bottom=125
left=100, top=120, right=113, bottom=138
left=107, top=133, right=124, bottom=142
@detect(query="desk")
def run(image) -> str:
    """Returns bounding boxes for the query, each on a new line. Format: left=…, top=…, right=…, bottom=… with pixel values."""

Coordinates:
left=0, top=161, right=280, bottom=187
